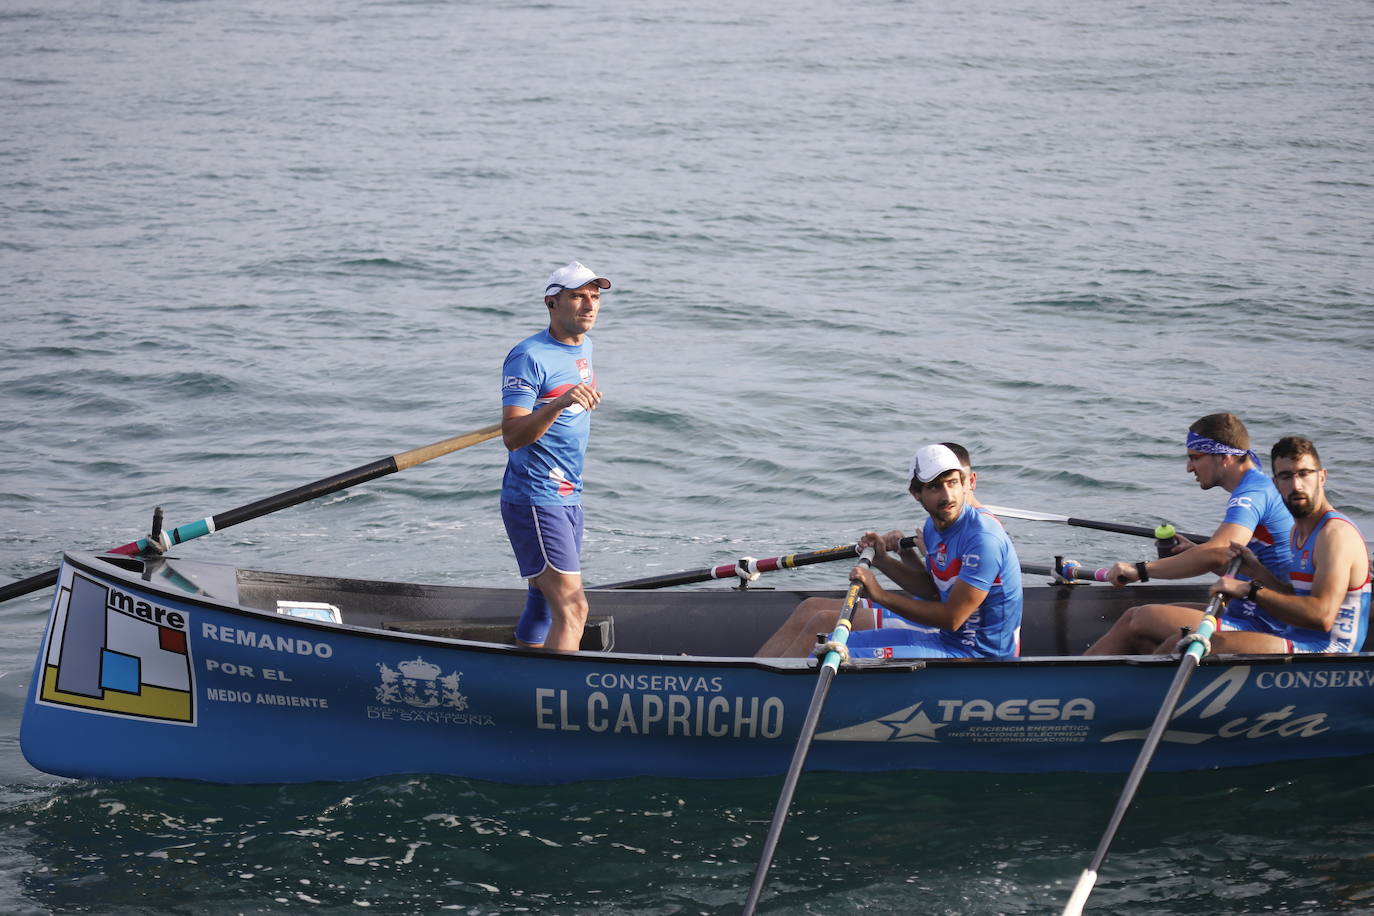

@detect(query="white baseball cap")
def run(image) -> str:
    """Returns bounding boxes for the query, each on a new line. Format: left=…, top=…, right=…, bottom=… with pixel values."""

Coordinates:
left=909, top=443, right=963, bottom=484
left=544, top=261, right=611, bottom=297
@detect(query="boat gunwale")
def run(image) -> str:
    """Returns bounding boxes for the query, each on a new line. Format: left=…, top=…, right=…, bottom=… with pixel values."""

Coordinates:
left=63, top=551, right=1374, bottom=674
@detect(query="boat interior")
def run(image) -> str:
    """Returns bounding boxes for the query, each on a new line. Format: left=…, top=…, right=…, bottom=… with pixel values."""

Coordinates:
left=87, top=550, right=1241, bottom=659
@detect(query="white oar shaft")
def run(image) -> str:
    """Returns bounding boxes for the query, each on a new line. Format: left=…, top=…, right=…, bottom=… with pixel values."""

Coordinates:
left=1063, top=870, right=1098, bottom=916
left=981, top=504, right=1070, bottom=522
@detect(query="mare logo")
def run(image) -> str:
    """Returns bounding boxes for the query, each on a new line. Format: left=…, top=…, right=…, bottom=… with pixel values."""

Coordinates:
left=376, top=657, right=467, bottom=709
left=38, top=572, right=195, bottom=724
left=1102, top=666, right=1328, bottom=745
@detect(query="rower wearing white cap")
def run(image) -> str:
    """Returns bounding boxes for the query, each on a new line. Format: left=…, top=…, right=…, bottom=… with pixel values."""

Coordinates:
left=755, top=443, right=1023, bottom=659
left=499, top=260, right=611, bottom=652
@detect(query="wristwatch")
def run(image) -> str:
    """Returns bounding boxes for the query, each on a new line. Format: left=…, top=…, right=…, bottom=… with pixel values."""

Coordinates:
left=1246, top=580, right=1264, bottom=602
left=1134, top=561, right=1150, bottom=582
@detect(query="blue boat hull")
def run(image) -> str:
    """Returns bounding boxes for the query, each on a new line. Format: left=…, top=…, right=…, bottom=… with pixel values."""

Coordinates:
left=20, top=552, right=1374, bottom=784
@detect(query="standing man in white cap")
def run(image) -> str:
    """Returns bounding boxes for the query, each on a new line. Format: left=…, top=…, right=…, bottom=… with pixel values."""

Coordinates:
left=500, top=261, right=610, bottom=651
left=755, top=443, right=1023, bottom=659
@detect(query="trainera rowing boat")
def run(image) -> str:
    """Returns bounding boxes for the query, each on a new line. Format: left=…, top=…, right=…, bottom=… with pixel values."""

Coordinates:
left=20, top=550, right=1374, bottom=784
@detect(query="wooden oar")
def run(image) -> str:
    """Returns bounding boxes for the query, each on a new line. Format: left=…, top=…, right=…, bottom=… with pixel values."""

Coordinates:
left=0, top=422, right=503, bottom=604
left=741, top=547, right=876, bottom=916
left=981, top=505, right=1209, bottom=545
left=1060, top=556, right=1242, bottom=916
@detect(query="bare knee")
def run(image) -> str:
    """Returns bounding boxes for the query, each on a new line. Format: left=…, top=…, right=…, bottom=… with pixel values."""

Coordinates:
left=804, top=607, right=843, bottom=639
left=535, top=572, right=589, bottom=619
left=793, top=597, right=833, bottom=618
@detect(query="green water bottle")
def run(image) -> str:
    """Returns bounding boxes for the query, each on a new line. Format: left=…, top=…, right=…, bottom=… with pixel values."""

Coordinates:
left=1154, top=523, right=1178, bottom=558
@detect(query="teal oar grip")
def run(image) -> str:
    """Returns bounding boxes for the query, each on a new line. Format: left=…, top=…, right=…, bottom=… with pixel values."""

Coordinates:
left=818, top=546, right=877, bottom=672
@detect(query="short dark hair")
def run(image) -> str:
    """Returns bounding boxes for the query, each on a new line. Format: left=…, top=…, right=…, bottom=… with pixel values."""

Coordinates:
left=1189, top=413, right=1249, bottom=451
left=908, top=468, right=964, bottom=497
left=940, top=442, right=972, bottom=468
left=1271, top=436, right=1321, bottom=469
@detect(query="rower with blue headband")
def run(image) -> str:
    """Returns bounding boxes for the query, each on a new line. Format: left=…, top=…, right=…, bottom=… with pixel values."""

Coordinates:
left=1083, top=412, right=1295, bottom=656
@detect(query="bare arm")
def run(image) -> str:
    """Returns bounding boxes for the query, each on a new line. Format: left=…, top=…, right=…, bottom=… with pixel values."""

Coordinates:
left=500, top=384, right=601, bottom=451
left=1211, top=523, right=1369, bottom=632
left=852, top=566, right=988, bottom=630
left=1108, top=521, right=1254, bottom=586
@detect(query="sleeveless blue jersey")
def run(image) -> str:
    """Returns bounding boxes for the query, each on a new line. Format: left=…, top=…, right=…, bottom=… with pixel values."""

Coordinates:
left=1223, top=467, right=1295, bottom=581
left=1280, top=511, right=1369, bottom=652
left=920, top=503, right=1023, bottom=657
left=500, top=330, right=594, bottom=506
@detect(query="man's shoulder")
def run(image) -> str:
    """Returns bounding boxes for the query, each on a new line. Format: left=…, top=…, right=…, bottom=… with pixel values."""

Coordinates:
left=967, top=507, right=1014, bottom=544
left=505, top=329, right=552, bottom=357
left=960, top=510, right=1019, bottom=571
left=1317, top=510, right=1368, bottom=550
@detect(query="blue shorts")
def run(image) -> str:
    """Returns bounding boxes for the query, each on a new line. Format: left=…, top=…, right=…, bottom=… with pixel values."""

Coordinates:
left=501, top=501, right=584, bottom=579
left=1217, top=600, right=1342, bottom=653
left=861, top=598, right=941, bottom=634
left=845, top=627, right=979, bottom=659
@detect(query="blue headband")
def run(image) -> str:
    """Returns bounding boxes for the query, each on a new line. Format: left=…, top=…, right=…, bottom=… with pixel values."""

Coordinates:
left=1186, top=431, right=1259, bottom=468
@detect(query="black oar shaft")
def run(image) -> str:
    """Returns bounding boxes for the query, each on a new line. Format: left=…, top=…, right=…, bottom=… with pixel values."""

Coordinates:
left=1066, top=516, right=1209, bottom=544
left=210, top=458, right=397, bottom=531
left=594, top=538, right=918, bottom=591
left=1062, top=557, right=1241, bottom=915
left=741, top=664, right=837, bottom=914
left=0, top=422, right=503, bottom=605
left=0, top=570, right=59, bottom=603
left=741, top=550, right=874, bottom=915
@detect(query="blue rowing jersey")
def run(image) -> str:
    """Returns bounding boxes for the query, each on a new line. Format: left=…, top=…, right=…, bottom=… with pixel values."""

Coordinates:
left=500, top=330, right=594, bottom=506
left=1223, top=467, right=1295, bottom=581
left=922, top=503, right=1023, bottom=657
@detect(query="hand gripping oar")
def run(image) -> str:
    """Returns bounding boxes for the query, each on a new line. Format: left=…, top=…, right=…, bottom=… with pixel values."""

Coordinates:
left=0, top=421, right=503, bottom=604
left=741, top=546, right=876, bottom=916
left=1060, top=555, right=1242, bottom=916
left=980, top=505, right=1209, bottom=546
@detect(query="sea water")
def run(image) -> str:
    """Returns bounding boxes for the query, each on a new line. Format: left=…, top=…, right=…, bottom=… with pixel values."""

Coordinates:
left=2, top=0, right=1372, bottom=912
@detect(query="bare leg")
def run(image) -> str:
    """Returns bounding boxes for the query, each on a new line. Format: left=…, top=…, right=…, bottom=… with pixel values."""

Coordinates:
left=1165, top=630, right=1290, bottom=654
left=528, top=568, right=589, bottom=652
left=756, top=597, right=877, bottom=658
left=1083, top=603, right=1206, bottom=656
